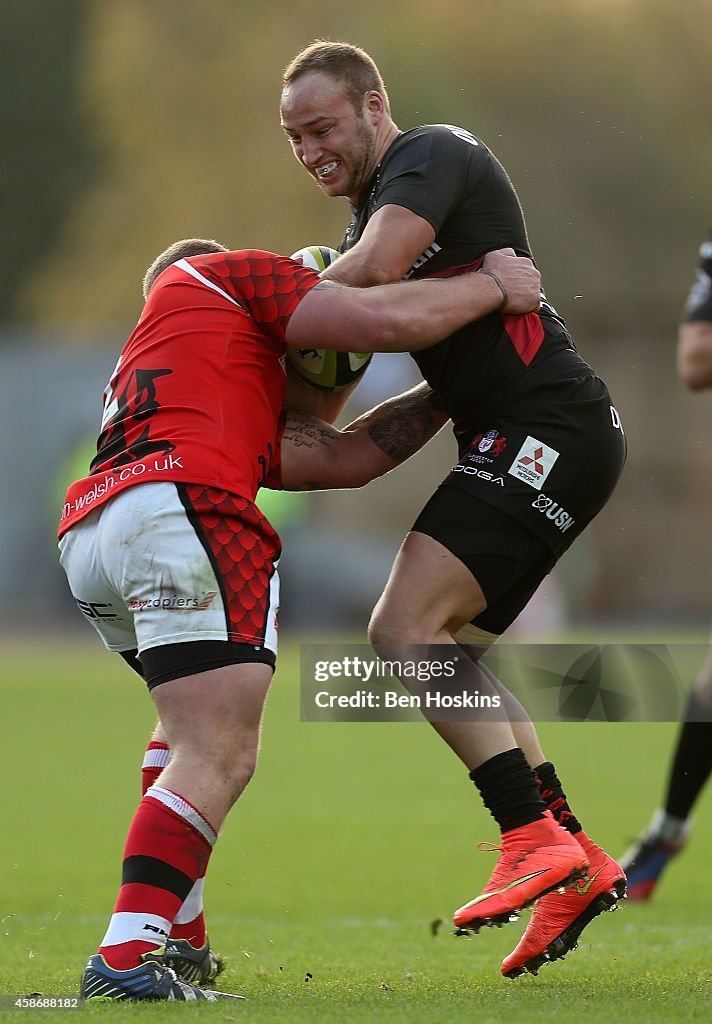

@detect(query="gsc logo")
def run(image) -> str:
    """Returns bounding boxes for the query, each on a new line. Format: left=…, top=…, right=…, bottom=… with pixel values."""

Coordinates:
left=75, top=598, right=118, bottom=621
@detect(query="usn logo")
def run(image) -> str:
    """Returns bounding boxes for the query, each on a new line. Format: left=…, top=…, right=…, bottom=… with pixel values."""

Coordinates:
left=532, top=494, right=575, bottom=533
left=508, top=436, right=559, bottom=490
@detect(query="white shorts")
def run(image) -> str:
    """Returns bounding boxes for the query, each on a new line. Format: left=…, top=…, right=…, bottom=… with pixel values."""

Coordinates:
left=59, top=481, right=280, bottom=674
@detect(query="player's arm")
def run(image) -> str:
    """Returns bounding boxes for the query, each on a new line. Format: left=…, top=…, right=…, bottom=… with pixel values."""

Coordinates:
left=275, top=382, right=449, bottom=491
left=677, top=235, right=712, bottom=391
left=677, top=320, right=712, bottom=391
left=323, top=205, right=436, bottom=286
left=285, top=248, right=540, bottom=354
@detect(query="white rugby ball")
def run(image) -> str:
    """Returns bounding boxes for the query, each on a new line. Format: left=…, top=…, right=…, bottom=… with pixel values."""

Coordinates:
left=287, top=245, right=372, bottom=392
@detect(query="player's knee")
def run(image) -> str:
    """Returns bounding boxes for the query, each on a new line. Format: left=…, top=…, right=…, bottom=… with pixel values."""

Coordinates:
left=368, top=606, right=432, bottom=647
left=226, top=753, right=258, bottom=804
left=367, top=610, right=390, bottom=646
left=192, top=741, right=259, bottom=805
left=211, top=746, right=259, bottom=806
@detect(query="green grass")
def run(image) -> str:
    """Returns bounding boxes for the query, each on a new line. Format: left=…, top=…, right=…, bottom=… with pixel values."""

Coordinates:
left=2, top=635, right=711, bottom=1022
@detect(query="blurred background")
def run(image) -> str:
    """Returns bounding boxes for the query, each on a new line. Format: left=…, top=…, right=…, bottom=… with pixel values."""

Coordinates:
left=2, top=0, right=711, bottom=636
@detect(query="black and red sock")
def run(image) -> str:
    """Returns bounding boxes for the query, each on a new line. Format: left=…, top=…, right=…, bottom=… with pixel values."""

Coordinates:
left=534, top=760, right=582, bottom=835
left=470, top=748, right=548, bottom=833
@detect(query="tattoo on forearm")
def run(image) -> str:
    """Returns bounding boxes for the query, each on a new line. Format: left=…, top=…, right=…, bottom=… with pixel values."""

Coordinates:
left=281, top=385, right=447, bottom=493
left=283, top=413, right=339, bottom=449
left=366, top=388, right=443, bottom=462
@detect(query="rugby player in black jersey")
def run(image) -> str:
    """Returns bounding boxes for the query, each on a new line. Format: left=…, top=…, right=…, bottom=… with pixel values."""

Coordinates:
left=621, top=231, right=712, bottom=900
left=280, top=40, right=628, bottom=978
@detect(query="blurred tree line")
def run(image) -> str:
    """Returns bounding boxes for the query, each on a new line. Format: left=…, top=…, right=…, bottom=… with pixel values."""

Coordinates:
left=3, top=0, right=711, bottom=344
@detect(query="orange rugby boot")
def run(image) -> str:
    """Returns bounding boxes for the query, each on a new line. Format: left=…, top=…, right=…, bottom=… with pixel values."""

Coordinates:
left=501, top=831, right=626, bottom=978
left=453, top=811, right=589, bottom=933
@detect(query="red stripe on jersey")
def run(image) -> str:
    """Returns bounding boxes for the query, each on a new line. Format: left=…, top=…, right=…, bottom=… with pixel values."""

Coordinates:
left=425, top=257, right=485, bottom=279
left=502, top=312, right=545, bottom=366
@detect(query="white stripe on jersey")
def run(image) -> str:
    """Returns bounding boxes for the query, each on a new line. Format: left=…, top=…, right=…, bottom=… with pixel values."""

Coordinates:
left=146, top=785, right=217, bottom=847
left=404, top=242, right=443, bottom=279
left=175, top=258, right=242, bottom=308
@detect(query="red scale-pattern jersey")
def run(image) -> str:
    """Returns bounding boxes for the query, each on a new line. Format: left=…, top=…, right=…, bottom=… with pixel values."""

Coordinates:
left=59, top=250, right=320, bottom=537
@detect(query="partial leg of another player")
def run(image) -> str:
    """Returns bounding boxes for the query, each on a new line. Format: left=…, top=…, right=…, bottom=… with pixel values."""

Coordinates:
left=620, top=649, right=712, bottom=900
left=368, top=530, right=589, bottom=934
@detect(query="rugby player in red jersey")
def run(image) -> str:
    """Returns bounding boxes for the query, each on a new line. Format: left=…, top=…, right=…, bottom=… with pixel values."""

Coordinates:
left=59, top=238, right=540, bottom=1001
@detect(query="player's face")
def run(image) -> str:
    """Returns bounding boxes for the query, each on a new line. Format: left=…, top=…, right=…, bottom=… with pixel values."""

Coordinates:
left=280, top=72, right=378, bottom=204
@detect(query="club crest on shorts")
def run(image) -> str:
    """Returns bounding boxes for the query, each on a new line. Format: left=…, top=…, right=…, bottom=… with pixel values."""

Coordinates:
left=508, top=436, right=559, bottom=490
left=472, top=429, right=507, bottom=456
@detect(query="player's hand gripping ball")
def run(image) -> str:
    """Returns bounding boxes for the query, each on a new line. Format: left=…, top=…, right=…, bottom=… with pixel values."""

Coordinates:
left=287, top=245, right=373, bottom=392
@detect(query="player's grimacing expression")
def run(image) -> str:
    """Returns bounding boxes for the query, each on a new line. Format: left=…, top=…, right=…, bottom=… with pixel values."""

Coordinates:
left=280, top=71, right=380, bottom=205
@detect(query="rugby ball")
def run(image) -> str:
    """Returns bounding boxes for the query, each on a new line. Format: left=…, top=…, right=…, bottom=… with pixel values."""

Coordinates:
left=287, top=245, right=372, bottom=392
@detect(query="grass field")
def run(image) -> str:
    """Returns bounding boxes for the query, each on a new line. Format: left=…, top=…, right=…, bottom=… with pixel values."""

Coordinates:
left=2, top=635, right=711, bottom=1022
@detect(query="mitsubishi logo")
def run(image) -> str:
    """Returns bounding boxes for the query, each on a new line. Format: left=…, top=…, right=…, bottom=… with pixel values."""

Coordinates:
left=519, top=446, right=545, bottom=474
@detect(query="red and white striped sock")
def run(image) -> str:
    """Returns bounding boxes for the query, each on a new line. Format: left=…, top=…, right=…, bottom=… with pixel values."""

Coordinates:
left=141, top=740, right=171, bottom=796
left=169, top=878, right=208, bottom=947
left=98, top=786, right=217, bottom=970
left=140, top=740, right=208, bottom=947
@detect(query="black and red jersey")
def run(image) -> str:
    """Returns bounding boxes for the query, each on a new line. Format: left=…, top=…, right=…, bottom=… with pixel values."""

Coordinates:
left=340, top=124, right=587, bottom=451
left=59, top=250, right=319, bottom=537
left=342, top=125, right=533, bottom=271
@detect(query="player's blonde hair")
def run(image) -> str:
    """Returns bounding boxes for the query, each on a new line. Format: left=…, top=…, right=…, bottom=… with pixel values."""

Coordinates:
left=282, top=40, right=390, bottom=116
left=142, top=238, right=228, bottom=299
